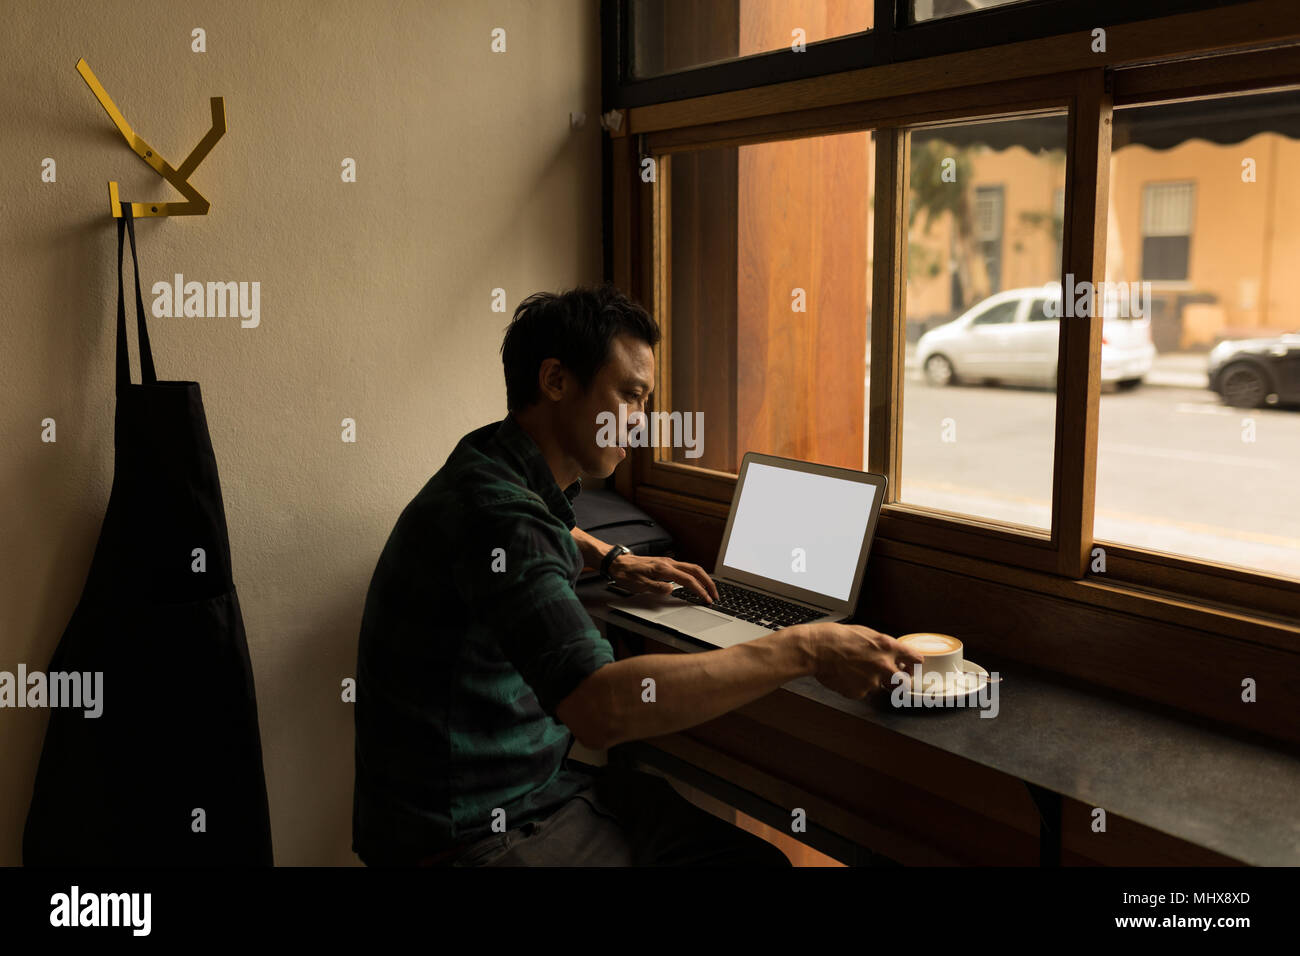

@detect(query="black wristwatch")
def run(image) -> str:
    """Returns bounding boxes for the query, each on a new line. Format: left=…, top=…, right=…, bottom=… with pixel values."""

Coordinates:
left=600, top=544, right=632, bottom=582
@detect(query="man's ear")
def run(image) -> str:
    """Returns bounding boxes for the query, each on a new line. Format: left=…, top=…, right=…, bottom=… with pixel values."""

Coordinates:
left=537, top=358, right=567, bottom=401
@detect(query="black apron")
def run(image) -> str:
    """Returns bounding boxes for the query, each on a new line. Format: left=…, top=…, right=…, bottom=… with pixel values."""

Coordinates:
left=23, top=205, right=274, bottom=866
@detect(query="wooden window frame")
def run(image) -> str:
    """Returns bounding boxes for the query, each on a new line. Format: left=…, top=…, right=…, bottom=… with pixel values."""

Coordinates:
left=604, top=0, right=1256, bottom=109
left=608, top=2, right=1300, bottom=635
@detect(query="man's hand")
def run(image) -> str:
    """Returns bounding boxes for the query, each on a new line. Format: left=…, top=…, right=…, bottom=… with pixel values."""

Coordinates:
left=608, top=553, right=720, bottom=604
left=799, top=622, right=925, bottom=699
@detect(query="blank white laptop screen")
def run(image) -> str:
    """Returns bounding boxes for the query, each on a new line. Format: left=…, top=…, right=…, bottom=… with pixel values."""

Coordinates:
left=720, top=462, right=878, bottom=602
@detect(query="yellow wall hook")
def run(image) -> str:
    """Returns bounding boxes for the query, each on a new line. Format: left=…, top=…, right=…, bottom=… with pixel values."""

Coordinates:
left=76, top=57, right=226, bottom=218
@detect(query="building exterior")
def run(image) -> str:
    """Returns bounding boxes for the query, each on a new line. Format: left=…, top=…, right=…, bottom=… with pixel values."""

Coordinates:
left=906, top=132, right=1300, bottom=350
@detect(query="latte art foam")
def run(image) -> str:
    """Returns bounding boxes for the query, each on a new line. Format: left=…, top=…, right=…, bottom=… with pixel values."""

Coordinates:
left=899, top=634, right=961, bottom=654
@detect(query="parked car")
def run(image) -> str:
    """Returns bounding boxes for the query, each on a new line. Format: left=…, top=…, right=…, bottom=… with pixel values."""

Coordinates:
left=1207, top=333, right=1300, bottom=407
left=916, top=284, right=1155, bottom=389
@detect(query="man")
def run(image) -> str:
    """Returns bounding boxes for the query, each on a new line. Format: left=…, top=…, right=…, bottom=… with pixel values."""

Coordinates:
left=352, top=284, right=919, bottom=866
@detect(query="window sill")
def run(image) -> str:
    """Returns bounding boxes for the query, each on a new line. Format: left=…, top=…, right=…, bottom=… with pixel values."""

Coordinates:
left=872, top=537, right=1300, bottom=648
left=578, top=579, right=1300, bottom=866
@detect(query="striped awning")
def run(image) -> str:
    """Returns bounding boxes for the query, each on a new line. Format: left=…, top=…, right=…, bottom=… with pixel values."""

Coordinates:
left=908, top=88, right=1300, bottom=152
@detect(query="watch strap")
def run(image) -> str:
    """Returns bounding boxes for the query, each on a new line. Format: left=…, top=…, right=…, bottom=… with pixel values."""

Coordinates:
left=600, top=544, right=631, bottom=580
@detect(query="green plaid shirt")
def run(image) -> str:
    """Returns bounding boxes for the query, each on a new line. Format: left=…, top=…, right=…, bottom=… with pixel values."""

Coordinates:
left=352, top=413, right=614, bottom=863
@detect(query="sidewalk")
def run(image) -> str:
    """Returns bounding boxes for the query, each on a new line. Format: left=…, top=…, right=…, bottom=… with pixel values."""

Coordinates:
left=896, top=345, right=1208, bottom=389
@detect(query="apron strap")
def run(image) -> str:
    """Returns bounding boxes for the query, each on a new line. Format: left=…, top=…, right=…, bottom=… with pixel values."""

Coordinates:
left=116, top=202, right=157, bottom=389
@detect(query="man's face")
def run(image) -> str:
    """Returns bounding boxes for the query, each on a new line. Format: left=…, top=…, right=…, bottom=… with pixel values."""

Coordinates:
left=562, top=333, right=655, bottom=479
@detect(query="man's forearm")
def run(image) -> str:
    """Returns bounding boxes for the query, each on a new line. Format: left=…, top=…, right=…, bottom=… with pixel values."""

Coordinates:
left=571, top=526, right=613, bottom=569
left=586, top=628, right=815, bottom=749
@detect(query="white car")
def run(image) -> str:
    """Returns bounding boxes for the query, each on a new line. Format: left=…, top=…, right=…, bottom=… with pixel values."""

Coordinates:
left=915, top=284, right=1155, bottom=388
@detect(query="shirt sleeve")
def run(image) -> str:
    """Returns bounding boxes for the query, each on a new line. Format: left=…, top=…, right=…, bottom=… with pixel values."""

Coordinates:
left=451, top=498, right=615, bottom=720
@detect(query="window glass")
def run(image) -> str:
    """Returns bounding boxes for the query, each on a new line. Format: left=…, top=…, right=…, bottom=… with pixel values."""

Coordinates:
left=632, top=0, right=873, bottom=79
left=971, top=299, right=1019, bottom=325
left=1140, top=182, right=1195, bottom=281
left=1096, top=89, right=1300, bottom=580
left=663, top=131, right=875, bottom=474
left=910, top=0, right=1032, bottom=24
left=902, top=112, right=1069, bottom=530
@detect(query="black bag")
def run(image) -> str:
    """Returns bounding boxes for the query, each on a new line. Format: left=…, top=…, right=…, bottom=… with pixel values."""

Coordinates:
left=573, top=487, right=676, bottom=582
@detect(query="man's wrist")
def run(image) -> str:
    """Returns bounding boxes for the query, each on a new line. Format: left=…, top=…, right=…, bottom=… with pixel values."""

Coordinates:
left=572, top=527, right=612, bottom=568
left=787, top=623, right=819, bottom=677
left=600, top=543, right=632, bottom=580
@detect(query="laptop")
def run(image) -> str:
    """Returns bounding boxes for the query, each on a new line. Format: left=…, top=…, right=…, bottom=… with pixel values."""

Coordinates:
left=606, top=452, right=887, bottom=649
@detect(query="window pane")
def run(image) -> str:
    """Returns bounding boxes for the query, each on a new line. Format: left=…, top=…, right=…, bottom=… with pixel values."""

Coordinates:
left=1140, top=181, right=1195, bottom=280
left=663, top=131, right=874, bottom=474
left=910, top=0, right=1032, bottom=24
left=901, top=112, right=1069, bottom=530
left=1142, top=182, right=1195, bottom=235
left=1097, top=89, right=1300, bottom=580
left=632, top=0, right=873, bottom=79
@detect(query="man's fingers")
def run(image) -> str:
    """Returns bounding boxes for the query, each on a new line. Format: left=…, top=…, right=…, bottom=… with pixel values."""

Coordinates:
left=679, top=562, right=718, bottom=602
left=885, top=637, right=924, bottom=666
left=628, top=559, right=715, bottom=603
left=874, top=665, right=909, bottom=696
left=874, top=669, right=902, bottom=693
left=669, top=565, right=712, bottom=603
left=654, top=563, right=713, bottom=603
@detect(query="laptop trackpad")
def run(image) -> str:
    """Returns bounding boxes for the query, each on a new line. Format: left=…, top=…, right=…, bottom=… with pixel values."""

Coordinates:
left=660, top=606, right=733, bottom=632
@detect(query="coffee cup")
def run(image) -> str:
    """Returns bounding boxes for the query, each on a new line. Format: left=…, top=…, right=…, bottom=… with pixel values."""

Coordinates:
left=896, top=633, right=966, bottom=687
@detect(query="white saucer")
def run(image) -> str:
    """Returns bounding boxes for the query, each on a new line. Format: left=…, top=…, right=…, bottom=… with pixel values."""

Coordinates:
left=897, top=659, right=992, bottom=701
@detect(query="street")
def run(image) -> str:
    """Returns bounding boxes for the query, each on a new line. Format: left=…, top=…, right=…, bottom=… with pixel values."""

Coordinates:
left=897, top=377, right=1300, bottom=580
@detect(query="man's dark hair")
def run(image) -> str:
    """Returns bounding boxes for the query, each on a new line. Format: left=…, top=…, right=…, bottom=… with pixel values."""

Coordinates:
left=500, top=283, right=661, bottom=412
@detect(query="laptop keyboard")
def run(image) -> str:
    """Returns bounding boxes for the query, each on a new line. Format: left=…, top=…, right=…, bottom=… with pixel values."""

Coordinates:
left=671, top=580, right=825, bottom=630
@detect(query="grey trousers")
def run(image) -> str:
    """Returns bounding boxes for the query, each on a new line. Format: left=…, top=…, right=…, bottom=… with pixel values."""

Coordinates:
left=452, top=765, right=792, bottom=867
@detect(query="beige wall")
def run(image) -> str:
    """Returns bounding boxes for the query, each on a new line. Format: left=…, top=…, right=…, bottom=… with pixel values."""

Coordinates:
left=1109, top=134, right=1300, bottom=337
left=0, top=0, right=602, bottom=865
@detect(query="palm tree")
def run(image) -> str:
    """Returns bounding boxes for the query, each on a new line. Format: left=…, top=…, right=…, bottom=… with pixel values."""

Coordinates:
left=908, top=138, right=991, bottom=314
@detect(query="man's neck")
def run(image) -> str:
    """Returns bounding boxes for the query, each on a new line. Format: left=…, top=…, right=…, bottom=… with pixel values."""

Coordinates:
left=510, top=408, right=581, bottom=491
